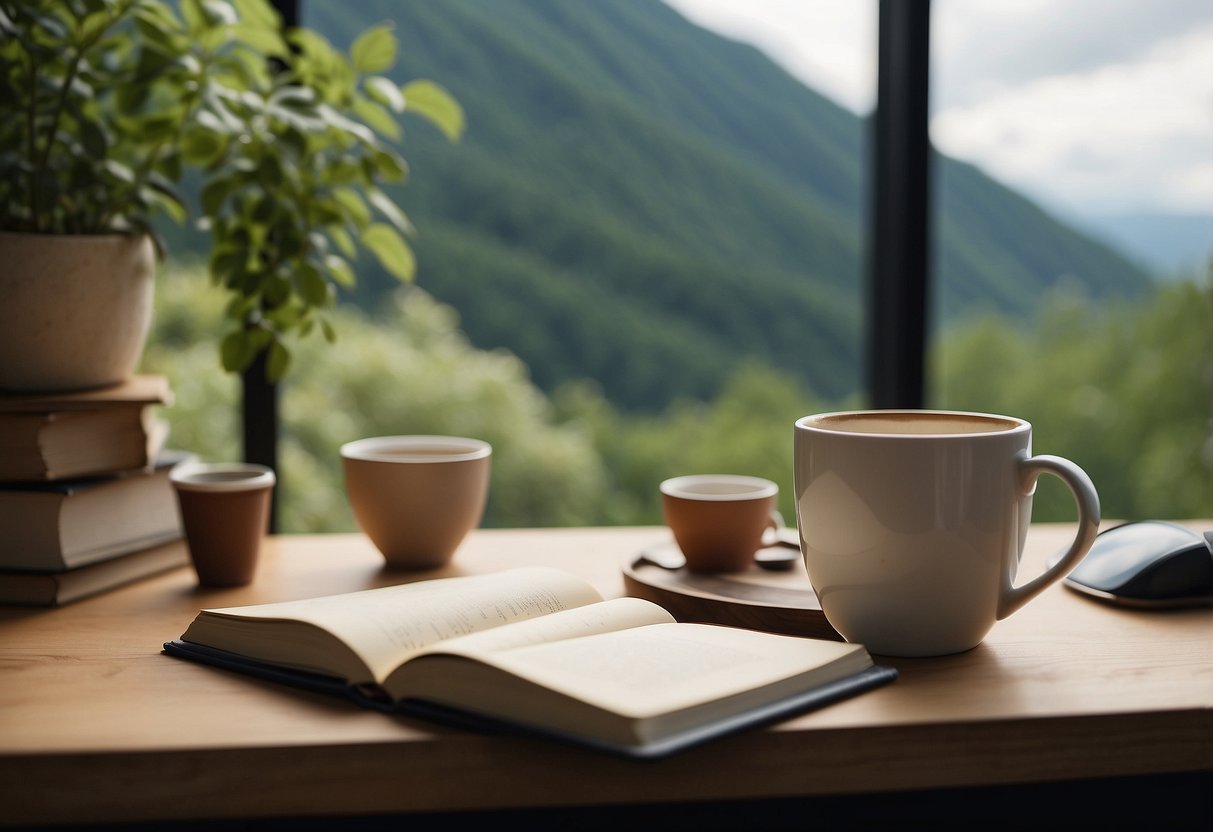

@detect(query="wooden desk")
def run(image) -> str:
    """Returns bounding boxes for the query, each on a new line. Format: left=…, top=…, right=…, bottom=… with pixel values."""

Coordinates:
left=1, top=524, right=1210, bottom=829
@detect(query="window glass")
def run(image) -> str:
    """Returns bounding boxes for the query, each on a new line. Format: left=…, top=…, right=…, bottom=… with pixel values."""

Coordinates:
left=930, top=0, right=1213, bottom=520
left=148, top=1, right=1209, bottom=529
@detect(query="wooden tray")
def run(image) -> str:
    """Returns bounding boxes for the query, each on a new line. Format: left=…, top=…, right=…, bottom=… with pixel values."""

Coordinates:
left=621, top=538, right=841, bottom=640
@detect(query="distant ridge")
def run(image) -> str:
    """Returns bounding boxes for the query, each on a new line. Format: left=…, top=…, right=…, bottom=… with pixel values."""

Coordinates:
left=1078, top=212, right=1211, bottom=278
left=282, top=0, right=1155, bottom=410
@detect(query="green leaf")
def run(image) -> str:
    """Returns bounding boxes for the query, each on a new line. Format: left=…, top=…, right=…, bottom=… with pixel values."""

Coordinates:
left=263, top=273, right=292, bottom=307
left=247, top=327, right=273, bottom=353
left=180, top=0, right=207, bottom=32
left=102, top=160, right=135, bottom=185
left=268, top=85, right=316, bottom=110
left=362, top=223, right=415, bottom=283
left=259, top=153, right=285, bottom=188
left=231, top=22, right=287, bottom=57
left=307, top=231, right=330, bottom=257
left=324, top=254, right=355, bottom=288
left=231, top=0, right=280, bottom=29
left=370, top=148, right=409, bottom=182
left=77, top=10, right=112, bottom=42
left=329, top=226, right=355, bottom=257
left=402, top=80, right=464, bottom=143
left=324, top=160, right=362, bottom=185
left=331, top=187, right=370, bottom=228
left=268, top=304, right=307, bottom=333
left=148, top=186, right=188, bottom=225
left=133, top=4, right=183, bottom=41
left=266, top=339, right=290, bottom=382
left=132, top=45, right=175, bottom=86
left=276, top=126, right=308, bottom=158
left=297, top=263, right=328, bottom=306
left=351, top=96, right=400, bottom=141
left=363, top=75, right=404, bottom=113
left=201, top=176, right=233, bottom=216
left=78, top=117, right=107, bottom=158
left=251, top=193, right=276, bottom=223
left=317, top=104, right=375, bottom=145
left=288, top=29, right=335, bottom=65
left=267, top=101, right=328, bottom=133
left=201, top=1, right=239, bottom=27
left=366, top=187, right=413, bottom=236
left=143, top=177, right=186, bottom=226
left=194, top=108, right=235, bottom=135
left=220, top=329, right=255, bottom=373
left=180, top=128, right=226, bottom=166
left=157, top=150, right=183, bottom=183
left=196, top=25, right=228, bottom=51
left=349, top=23, right=396, bottom=74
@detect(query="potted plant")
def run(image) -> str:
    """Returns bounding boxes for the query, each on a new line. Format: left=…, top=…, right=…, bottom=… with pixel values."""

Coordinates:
left=0, top=0, right=463, bottom=391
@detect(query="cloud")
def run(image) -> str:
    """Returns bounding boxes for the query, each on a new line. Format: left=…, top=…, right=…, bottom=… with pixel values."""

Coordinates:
left=931, top=22, right=1213, bottom=215
left=934, top=0, right=1213, bottom=109
left=663, top=0, right=1213, bottom=217
left=661, top=0, right=876, bottom=113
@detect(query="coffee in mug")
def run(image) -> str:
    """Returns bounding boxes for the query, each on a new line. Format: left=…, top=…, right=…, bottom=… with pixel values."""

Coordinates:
left=793, top=410, right=1100, bottom=657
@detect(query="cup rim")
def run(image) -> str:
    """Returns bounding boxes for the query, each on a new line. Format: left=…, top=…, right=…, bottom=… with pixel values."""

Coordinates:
left=660, top=474, right=778, bottom=501
left=169, top=462, right=276, bottom=492
left=340, top=435, right=492, bottom=463
left=795, top=409, right=1029, bottom=437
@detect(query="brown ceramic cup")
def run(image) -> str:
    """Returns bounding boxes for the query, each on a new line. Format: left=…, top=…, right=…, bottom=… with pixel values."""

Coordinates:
left=169, top=462, right=276, bottom=587
left=660, top=474, right=782, bottom=573
left=341, top=435, right=492, bottom=570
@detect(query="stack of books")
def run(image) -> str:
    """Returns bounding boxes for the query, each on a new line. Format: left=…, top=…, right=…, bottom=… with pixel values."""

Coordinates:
left=0, top=375, right=192, bottom=606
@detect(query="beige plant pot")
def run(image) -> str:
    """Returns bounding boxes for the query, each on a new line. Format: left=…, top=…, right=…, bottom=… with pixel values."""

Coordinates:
left=0, top=230, right=156, bottom=392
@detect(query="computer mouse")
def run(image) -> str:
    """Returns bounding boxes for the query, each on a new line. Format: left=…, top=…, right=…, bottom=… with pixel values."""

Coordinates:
left=1061, top=520, right=1213, bottom=609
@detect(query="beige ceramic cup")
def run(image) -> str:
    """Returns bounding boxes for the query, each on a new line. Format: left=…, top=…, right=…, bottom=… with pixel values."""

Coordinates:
left=660, top=474, right=783, bottom=573
left=793, top=410, right=1100, bottom=657
left=169, top=462, right=276, bottom=588
left=341, top=435, right=492, bottom=570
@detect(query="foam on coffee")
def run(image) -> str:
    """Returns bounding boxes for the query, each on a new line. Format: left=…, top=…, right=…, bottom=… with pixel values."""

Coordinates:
left=804, top=411, right=1022, bottom=436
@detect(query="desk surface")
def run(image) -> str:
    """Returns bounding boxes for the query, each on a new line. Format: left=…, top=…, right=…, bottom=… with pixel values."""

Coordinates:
left=1, top=523, right=1211, bottom=828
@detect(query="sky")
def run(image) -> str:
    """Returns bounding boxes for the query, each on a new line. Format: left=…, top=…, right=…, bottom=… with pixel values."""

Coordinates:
left=661, top=0, right=1213, bottom=229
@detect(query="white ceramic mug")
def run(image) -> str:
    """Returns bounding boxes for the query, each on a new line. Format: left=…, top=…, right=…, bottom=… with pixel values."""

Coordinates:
left=793, top=410, right=1100, bottom=657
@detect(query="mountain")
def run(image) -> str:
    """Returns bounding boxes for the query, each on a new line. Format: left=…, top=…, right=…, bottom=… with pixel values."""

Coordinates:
left=292, top=0, right=1155, bottom=411
left=1076, top=212, right=1211, bottom=278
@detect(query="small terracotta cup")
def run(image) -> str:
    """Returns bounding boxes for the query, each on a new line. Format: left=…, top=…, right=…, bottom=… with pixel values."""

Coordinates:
left=169, top=462, right=276, bottom=587
left=660, top=474, right=782, bottom=573
left=341, top=435, right=492, bottom=570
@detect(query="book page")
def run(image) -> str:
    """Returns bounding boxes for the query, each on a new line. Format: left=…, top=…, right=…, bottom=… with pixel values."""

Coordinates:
left=390, top=623, right=872, bottom=747
left=387, top=597, right=673, bottom=676
left=448, top=623, right=869, bottom=718
left=190, top=567, right=603, bottom=682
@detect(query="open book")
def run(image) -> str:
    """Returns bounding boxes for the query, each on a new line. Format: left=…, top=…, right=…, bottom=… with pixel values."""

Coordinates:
left=163, top=567, right=896, bottom=758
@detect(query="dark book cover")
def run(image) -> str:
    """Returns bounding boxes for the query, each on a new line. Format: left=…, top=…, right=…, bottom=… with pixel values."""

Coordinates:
left=161, top=638, right=898, bottom=760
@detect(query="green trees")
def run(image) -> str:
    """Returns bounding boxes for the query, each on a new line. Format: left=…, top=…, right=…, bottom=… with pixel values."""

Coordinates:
left=144, top=264, right=607, bottom=532
left=933, top=276, right=1212, bottom=521
left=146, top=264, right=1211, bottom=531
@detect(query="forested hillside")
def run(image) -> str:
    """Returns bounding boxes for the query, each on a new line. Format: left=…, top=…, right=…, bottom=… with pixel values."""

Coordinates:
left=278, top=0, right=1155, bottom=411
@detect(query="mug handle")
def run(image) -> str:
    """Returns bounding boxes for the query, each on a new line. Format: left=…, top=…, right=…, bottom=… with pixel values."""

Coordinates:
left=761, top=510, right=798, bottom=548
left=998, top=454, right=1101, bottom=620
